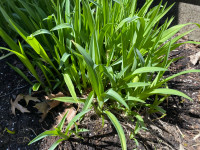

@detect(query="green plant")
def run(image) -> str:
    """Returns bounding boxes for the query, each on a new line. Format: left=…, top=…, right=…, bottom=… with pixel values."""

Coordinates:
left=1, top=0, right=200, bottom=149
left=29, top=110, right=90, bottom=150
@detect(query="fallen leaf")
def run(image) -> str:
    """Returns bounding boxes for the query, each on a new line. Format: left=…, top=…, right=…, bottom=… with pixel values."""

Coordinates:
left=34, top=101, right=50, bottom=121
left=11, top=94, right=30, bottom=115
left=48, top=100, right=61, bottom=109
left=24, top=95, right=40, bottom=105
left=189, top=51, right=200, bottom=65
left=34, top=92, right=65, bottom=122
left=44, top=92, right=65, bottom=100
left=34, top=101, right=49, bottom=114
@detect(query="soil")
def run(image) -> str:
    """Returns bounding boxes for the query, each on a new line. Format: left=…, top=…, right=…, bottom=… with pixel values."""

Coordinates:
left=1, top=35, right=200, bottom=150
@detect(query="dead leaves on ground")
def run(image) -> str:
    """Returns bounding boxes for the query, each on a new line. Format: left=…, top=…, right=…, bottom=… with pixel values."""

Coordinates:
left=10, top=94, right=40, bottom=115
left=10, top=92, right=77, bottom=123
left=34, top=92, right=64, bottom=122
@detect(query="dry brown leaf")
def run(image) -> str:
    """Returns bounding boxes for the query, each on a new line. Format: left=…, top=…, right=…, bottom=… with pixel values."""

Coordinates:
left=24, top=95, right=40, bottom=105
left=48, top=100, right=60, bottom=109
left=44, top=92, right=65, bottom=100
left=35, top=101, right=61, bottom=122
left=52, top=107, right=77, bottom=129
left=11, top=94, right=30, bottom=115
left=34, top=92, right=65, bottom=122
left=34, top=101, right=49, bottom=121
left=34, top=101, right=49, bottom=114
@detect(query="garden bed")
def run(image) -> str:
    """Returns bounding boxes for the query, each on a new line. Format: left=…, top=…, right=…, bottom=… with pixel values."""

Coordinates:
left=1, top=36, right=200, bottom=150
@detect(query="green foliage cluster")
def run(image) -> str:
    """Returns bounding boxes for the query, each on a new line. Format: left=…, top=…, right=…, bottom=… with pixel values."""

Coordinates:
left=0, top=0, right=200, bottom=149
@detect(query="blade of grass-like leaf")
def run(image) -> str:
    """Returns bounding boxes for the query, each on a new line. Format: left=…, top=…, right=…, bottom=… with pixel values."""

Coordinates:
left=0, top=28, right=21, bottom=53
left=0, top=5, right=28, bottom=37
left=50, top=23, right=72, bottom=31
left=49, top=139, right=65, bottom=150
left=72, top=41, right=94, bottom=69
left=156, top=70, right=200, bottom=88
left=74, top=0, right=81, bottom=42
left=65, top=0, right=70, bottom=23
left=52, top=97, right=84, bottom=103
left=89, top=0, right=101, bottom=8
left=82, top=0, right=95, bottom=33
left=126, top=96, right=145, bottom=103
left=159, top=23, right=193, bottom=43
left=104, top=89, right=129, bottom=109
left=7, top=63, right=33, bottom=85
left=72, top=41, right=103, bottom=106
left=32, top=29, right=51, bottom=37
left=57, top=111, right=69, bottom=131
left=113, top=0, right=121, bottom=5
left=154, top=28, right=196, bottom=59
left=7, top=0, right=35, bottom=31
left=65, top=109, right=90, bottom=134
left=98, top=23, right=112, bottom=50
left=28, top=130, right=58, bottom=145
left=104, top=110, right=127, bottom=150
left=145, top=2, right=174, bottom=36
left=63, top=73, right=79, bottom=103
left=116, top=65, right=131, bottom=79
left=98, top=65, right=116, bottom=87
left=145, top=88, right=192, bottom=101
left=133, top=67, right=167, bottom=75
left=59, top=53, right=70, bottom=69
left=116, top=16, right=139, bottom=31
left=0, top=46, right=43, bottom=85
left=9, top=20, right=57, bottom=72
left=126, top=82, right=150, bottom=88
left=0, top=52, right=13, bottom=60
left=32, top=83, right=41, bottom=91
left=123, top=67, right=167, bottom=82
left=18, top=0, right=38, bottom=21
left=137, top=0, right=153, bottom=17
left=129, top=0, right=137, bottom=17
left=36, top=62, right=52, bottom=88
left=82, top=91, right=94, bottom=111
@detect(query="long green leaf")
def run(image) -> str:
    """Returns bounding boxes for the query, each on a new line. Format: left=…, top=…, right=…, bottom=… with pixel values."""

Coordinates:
left=104, top=89, right=129, bottom=109
left=146, top=88, right=192, bottom=101
left=133, top=67, right=167, bottom=75
left=65, top=110, right=90, bottom=134
left=126, top=82, right=150, bottom=88
left=53, top=97, right=84, bottom=103
left=51, top=23, right=72, bottom=31
left=28, top=130, right=58, bottom=145
left=63, top=73, right=79, bottom=103
left=57, top=111, right=69, bottom=131
left=82, top=91, right=94, bottom=111
left=49, top=139, right=65, bottom=150
left=104, top=110, right=127, bottom=150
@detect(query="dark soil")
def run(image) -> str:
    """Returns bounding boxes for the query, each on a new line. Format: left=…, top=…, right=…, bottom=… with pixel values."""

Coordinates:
left=1, top=35, right=200, bottom=150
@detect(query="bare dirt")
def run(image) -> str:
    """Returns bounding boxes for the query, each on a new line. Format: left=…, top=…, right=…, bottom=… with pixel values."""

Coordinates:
left=1, top=35, right=200, bottom=150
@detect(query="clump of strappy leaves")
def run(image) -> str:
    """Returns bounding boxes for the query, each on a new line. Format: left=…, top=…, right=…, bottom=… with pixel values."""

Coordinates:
left=1, top=0, right=200, bottom=149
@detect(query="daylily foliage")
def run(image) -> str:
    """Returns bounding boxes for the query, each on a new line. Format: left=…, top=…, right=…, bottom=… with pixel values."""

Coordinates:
left=0, top=0, right=200, bottom=149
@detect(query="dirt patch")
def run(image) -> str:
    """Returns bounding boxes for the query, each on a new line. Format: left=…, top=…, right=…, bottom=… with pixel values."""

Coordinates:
left=1, top=36, right=200, bottom=150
